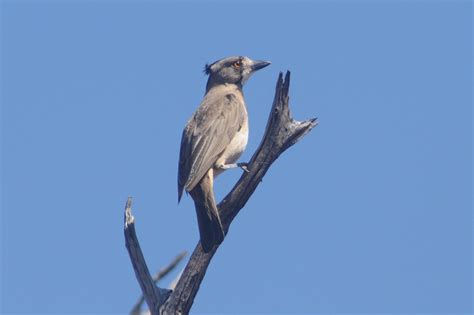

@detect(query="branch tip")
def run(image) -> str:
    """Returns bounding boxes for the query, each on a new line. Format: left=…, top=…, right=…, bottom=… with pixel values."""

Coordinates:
left=305, top=117, right=319, bottom=129
left=283, top=71, right=291, bottom=93
left=124, top=197, right=135, bottom=227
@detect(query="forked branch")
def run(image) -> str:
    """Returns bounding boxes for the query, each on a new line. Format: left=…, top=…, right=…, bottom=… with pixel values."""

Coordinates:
left=124, top=197, right=173, bottom=314
left=125, top=71, right=318, bottom=315
left=130, top=251, right=187, bottom=315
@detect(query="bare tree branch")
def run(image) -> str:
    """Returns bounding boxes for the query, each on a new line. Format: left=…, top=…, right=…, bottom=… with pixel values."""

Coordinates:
left=124, top=197, right=172, bottom=314
left=161, top=71, right=318, bottom=314
left=130, top=251, right=188, bottom=315
left=124, top=71, right=318, bottom=315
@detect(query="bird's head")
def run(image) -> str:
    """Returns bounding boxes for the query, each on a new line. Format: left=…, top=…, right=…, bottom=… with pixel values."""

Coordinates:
left=204, top=56, right=271, bottom=89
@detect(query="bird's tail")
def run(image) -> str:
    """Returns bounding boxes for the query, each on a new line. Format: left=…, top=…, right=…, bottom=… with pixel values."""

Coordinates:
left=189, top=170, right=225, bottom=253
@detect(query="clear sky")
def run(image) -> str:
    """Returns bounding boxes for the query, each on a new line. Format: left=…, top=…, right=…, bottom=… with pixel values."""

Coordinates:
left=1, top=1, right=472, bottom=314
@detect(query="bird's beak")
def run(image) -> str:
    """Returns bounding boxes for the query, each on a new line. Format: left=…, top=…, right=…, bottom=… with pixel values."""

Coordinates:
left=251, top=60, right=271, bottom=72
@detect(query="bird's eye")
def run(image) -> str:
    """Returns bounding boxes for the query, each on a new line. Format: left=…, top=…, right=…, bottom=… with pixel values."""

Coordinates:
left=232, top=61, right=241, bottom=69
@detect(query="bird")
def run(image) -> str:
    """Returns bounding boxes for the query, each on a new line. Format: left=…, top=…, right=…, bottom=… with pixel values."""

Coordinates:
left=177, top=56, right=271, bottom=252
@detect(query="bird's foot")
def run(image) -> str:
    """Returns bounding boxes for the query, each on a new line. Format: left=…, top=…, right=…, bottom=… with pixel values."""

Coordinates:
left=237, top=162, right=250, bottom=173
left=217, top=162, right=250, bottom=173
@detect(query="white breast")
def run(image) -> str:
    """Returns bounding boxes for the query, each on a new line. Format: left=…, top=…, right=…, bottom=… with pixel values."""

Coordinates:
left=214, top=113, right=249, bottom=175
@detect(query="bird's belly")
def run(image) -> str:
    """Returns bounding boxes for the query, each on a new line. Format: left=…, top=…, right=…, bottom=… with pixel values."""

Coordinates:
left=214, top=121, right=248, bottom=176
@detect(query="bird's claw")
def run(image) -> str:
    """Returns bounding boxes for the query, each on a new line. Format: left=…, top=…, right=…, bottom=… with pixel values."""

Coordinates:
left=237, top=162, right=250, bottom=173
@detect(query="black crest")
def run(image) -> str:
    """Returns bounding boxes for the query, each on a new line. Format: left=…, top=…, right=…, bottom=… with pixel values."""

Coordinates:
left=203, top=64, right=211, bottom=75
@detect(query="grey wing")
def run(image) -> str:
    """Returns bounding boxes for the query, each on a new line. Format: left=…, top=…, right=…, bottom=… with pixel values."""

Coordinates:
left=178, top=93, right=245, bottom=201
left=178, top=125, right=193, bottom=202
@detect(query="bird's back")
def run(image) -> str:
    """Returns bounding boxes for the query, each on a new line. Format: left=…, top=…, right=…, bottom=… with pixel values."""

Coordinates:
left=178, top=84, right=246, bottom=201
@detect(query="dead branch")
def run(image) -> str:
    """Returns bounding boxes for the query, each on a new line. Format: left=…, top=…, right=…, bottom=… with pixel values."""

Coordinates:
left=124, top=197, right=172, bottom=314
left=125, top=71, right=318, bottom=315
left=131, top=251, right=188, bottom=315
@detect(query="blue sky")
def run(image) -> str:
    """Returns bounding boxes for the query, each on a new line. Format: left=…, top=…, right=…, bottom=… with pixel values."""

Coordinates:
left=1, top=1, right=472, bottom=314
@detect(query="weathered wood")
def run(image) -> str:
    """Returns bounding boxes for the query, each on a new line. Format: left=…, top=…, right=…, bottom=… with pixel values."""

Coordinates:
left=160, top=71, right=318, bottom=314
left=131, top=251, right=187, bottom=315
left=124, top=197, right=172, bottom=315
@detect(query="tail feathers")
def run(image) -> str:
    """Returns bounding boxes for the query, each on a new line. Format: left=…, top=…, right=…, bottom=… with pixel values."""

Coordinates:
left=195, top=202, right=225, bottom=252
left=189, top=168, right=225, bottom=252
